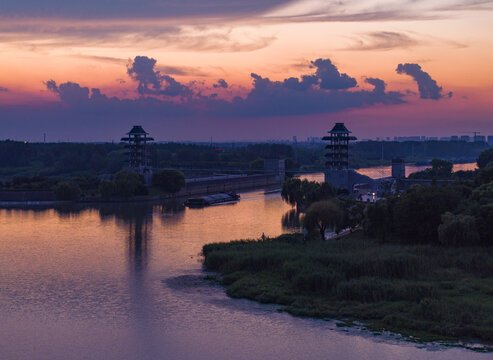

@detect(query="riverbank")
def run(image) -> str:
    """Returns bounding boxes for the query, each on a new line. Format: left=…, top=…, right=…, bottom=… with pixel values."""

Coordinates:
left=203, top=231, right=493, bottom=347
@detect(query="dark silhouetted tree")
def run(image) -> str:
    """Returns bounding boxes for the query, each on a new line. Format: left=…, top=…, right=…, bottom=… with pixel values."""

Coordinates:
left=152, top=170, right=186, bottom=194
left=303, top=200, right=343, bottom=240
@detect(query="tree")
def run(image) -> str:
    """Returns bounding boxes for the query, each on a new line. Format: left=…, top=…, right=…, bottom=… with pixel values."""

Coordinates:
left=408, top=158, right=453, bottom=179
left=477, top=148, right=493, bottom=169
left=281, top=178, right=304, bottom=207
left=55, top=181, right=81, bottom=201
left=99, top=180, right=116, bottom=200
left=342, top=200, right=365, bottom=232
left=470, top=182, right=493, bottom=245
left=430, top=158, right=453, bottom=177
left=393, top=185, right=461, bottom=243
left=152, top=170, right=186, bottom=194
left=438, top=212, right=480, bottom=246
left=363, top=199, right=394, bottom=241
left=249, top=158, right=264, bottom=169
left=475, top=165, right=493, bottom=185
left=281, top=178, right=336, bottom=209
left=303, top=200, right=343, bottom=240
left=113, top=170, right=142, bottom=197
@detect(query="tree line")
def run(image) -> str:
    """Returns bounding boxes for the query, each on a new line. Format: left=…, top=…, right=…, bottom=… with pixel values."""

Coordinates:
left=282, top=149, right=493, bottom=245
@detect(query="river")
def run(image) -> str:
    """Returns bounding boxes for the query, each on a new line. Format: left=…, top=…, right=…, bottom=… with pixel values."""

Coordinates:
left=0, top=165, right=488, bottom=360
left=300, top=162, right=478, bottom=182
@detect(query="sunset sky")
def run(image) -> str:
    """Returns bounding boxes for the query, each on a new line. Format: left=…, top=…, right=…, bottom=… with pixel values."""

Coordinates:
left=1, top=0, right=492, bottom=141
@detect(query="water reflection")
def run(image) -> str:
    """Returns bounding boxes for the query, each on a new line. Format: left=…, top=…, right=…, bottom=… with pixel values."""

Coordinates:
left=1, top=193, right=490, bottom=360
left=157, top=199, right=186, bottom=226
left=97, top=204, right=154, bottom=275
left=282, top=209, right=302, bottom=231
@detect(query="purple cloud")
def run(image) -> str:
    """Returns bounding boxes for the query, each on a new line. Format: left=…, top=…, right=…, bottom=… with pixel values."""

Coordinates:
left=396, top=63, right=451, bottom=99
left=127, top=56, right=191, bottom=97
left=312, top=58, right=357, bottom=90
left=213, top=79, right=228, bottom=88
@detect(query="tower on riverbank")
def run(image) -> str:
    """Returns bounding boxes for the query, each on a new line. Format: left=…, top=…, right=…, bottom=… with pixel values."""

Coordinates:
left=323, top=123, right=371, bottom=192
left=323, top=122, right=357, bottom=170
left=121, top=125, right=154, bottom=185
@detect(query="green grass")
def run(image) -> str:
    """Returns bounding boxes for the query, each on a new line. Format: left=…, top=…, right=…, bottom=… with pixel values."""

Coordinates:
left=203, top=232, right=493, bottom=346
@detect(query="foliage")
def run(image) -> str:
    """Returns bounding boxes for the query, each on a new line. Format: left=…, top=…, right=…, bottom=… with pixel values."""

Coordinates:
left=341, top=200, right=365, bottom=232
left=0, top=175, right=55, bottom=190
left=393, top=185, right=461, bottom=243
left=351, top=140, right=488, bottom=165
left=203, top=232, right=493, bottom=342
left=475, top=165, right=493, bottom=185
left=99, top=180, right=116, bottom=200
left=477, top=148, right=493, bottom=169
left=54, top=181, right=81, bottom=201
left=249, top=158, right=264, bottom=169
left=302, top=200, right=343, bottom=239
left=152, top=170, right=186, bottom=194
left=408, top=158, right=453, bottom=179
left=113, top=170, right=143, bottom=197
left=281, top=178, right=336, bottom=208
left=363, top=198, right=394, bottom=241
left=438, top=212, right=480, bottom=246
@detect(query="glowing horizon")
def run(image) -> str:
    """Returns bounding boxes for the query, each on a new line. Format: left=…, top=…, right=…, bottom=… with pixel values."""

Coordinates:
left=1, top=0, right=492, bottom=141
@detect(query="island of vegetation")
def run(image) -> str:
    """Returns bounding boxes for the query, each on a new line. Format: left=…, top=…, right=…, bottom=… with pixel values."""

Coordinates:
left=203, top=149, right=493, bottom=346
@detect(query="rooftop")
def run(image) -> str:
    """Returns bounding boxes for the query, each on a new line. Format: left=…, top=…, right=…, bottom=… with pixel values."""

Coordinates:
left=127, top=125, right=149, bottom=135
left=329, top=122, right=351, bottom=134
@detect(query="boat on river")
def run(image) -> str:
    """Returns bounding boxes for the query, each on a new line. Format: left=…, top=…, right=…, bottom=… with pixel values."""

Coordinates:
left=184, top=192, right=240, bottom=207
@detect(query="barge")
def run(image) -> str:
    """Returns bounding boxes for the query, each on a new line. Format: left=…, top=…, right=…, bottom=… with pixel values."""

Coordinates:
left=184, top=192, right=240, bottom=207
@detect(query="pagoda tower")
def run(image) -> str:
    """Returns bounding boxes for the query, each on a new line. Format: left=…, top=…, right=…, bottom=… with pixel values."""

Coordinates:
left=323, top=122, right=357, bottom=170
left=121, top=125, right=154, bottom=184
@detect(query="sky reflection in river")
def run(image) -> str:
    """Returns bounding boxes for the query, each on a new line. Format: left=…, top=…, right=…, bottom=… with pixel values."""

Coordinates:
left=0, top=190, right=489, bottom=360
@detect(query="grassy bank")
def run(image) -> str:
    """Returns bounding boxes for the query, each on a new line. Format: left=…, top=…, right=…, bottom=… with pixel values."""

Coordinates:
left=203, top=232, right=493, bottom=344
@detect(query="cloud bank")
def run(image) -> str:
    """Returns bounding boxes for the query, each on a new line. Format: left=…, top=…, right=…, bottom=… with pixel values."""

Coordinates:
left=2, top=55, right=454, bottom=141
left=396, top=63, right=451, bottom=100
left=44, top=56, right=406, bottom=119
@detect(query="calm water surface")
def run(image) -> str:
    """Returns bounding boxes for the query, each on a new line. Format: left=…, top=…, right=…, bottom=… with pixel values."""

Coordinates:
left=0, top=188, right=488, bottom=360
left=301, top=163, right=478, bottom=182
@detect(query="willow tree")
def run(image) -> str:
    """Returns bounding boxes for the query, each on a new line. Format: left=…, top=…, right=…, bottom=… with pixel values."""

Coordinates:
left=303, top=200, right=343, bottom=240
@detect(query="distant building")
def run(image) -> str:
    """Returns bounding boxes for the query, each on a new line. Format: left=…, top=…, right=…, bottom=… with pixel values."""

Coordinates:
left=121, top=125, right=154, bottom=185
left=440, top=137, right=451, bottom=141
left=396, top=136, right=421, bottom=142
left=428, top=137, right=438, bottom=141
left=460, top=135, right=471, bottom=142
left=451, top=136, right=459, bottom=141
left=474, top=135, right=486, bottom=142
left=488, top=136, right=493, bottom=146
left=307, top=136, right=322, bottom=143
left=392, top=158, right=406, bottom=179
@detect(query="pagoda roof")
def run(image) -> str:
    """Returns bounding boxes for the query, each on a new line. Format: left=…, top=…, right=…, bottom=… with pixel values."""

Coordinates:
left=329, top=122, right=351, bottom=134
left=126, top=125, right=149, bottom=135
